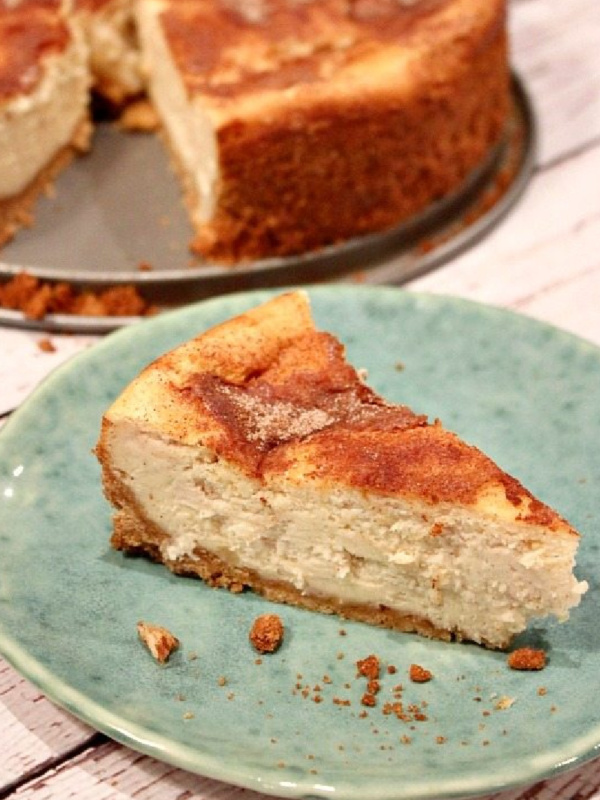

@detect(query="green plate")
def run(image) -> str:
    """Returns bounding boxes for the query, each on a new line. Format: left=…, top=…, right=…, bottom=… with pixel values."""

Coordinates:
left=0, top=286, right=599, bottom=800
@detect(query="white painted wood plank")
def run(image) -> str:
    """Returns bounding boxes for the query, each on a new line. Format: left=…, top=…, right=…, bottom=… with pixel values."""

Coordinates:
left=0, top=329, right=96, bottom=416
left=0, top=660, right=95, bottom=791
left=407, top=139, right=600, bottom=345
left=510, top=0, right=600, bottom=165
left=7, top=739, right=600, bottom=800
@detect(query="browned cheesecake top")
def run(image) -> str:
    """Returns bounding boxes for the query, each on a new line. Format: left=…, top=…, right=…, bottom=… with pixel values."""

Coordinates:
left=104, top=292, right=575, bottom=536
left=183, top=330, right=427, bottom=467
left=175, top=327, right=569, bottom=531
left=0, top=0, right=69, bottom=101
left=157, top=0, right=502, bottom=102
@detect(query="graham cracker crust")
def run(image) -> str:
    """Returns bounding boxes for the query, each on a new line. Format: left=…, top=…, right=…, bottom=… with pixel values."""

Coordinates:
left=0, top=116, right=92, bottom=248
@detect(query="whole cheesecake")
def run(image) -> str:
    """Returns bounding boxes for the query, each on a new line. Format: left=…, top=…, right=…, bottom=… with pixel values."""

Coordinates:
left=0, top=0, right=511, bottom=264
left=136, top=0, right=511, bottom=262
left=0, top=0, right=91, bottom=246
left=96, top=292, right=587, bottom=649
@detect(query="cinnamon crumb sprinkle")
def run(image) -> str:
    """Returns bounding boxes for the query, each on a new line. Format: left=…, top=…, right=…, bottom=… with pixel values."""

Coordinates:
left=409, top=664, right=433, bottom=683
left=333, top=697, right=351, bottom=707
left=356, top=654, right=380, bottom=680
left=538, top=687, right=548, bottom=696
left=507, top=648, right=546, bottom=671
left=249, top=614, right=284, bottom=653
left=361, top=693, right=377, bottom=707
left=217, top=676, right=227, bottom=686
left=387, top=665, right=397, bottom=675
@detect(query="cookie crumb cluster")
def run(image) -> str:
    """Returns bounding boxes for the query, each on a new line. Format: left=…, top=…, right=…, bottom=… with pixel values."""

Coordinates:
left=409, top=664, right=433, bottom=683
left=0, top=271, right=157, bottom=320
left=507, top=648, right=546, bottom=671
left=137, top=621, right=179, bottom=663
left=249, top=614, right=285, bottom=653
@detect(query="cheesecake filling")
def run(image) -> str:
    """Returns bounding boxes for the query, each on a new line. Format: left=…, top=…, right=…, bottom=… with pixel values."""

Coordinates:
left=135, top=0, right=218, bottom=222
left=110, top=425, right=587, bottom=648
left=80, top=0, right=144, bottom=102
left=0, top=30, right=90, bottom=200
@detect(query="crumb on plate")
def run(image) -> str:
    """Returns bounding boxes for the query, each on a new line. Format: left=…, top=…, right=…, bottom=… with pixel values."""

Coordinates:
left=507, top=648, right=546, bottom=671
left=137, top=621, right=179, bottom=663
left=249, top=613, right=284, bottom=653
left=409, top=664, right=433, bottom=683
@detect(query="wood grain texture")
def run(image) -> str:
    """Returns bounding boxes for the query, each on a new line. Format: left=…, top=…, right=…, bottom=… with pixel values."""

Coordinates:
left=1, top=0, right=600, bottom=797
left=509, top=0, right=600, bottom=165
left=0, top=661, right=96, bottom=791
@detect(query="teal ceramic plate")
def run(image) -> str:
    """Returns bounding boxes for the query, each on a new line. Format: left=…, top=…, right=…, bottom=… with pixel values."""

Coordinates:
left=0, top=287, right=599, bottom=800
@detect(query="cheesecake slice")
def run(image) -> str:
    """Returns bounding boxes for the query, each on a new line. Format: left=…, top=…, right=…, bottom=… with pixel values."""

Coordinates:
left=135, top=0, right=510, bottom=263
left=0, top=0, right=91, bottom=246
left=96, top=292, right=586, bottom=649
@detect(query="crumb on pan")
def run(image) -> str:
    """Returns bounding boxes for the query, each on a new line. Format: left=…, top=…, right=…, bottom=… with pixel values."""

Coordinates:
left=507, top=648, right=546, bottom=671
left=0, top=271, right=157, bottom=319
left=137, top=620, right=180, bottom=663
left=249, top=613, right=284, bottom=653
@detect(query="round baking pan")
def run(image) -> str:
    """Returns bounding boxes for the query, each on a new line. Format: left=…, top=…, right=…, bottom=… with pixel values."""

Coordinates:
left=0, top=75, right=535, bottom=333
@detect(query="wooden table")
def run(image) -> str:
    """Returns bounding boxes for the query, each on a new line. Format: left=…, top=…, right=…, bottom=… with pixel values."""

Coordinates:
left=1, top=0, right=599, bottom=797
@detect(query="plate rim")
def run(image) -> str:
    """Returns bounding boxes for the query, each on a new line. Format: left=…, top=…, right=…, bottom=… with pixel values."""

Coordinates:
left=1, top=285, right=599, bottom=800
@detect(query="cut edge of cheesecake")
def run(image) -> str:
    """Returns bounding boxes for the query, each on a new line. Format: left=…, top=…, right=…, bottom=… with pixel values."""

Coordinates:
left=0, top=0, right=92, bottom=246
left=96, top=291, right=587, bottom=649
